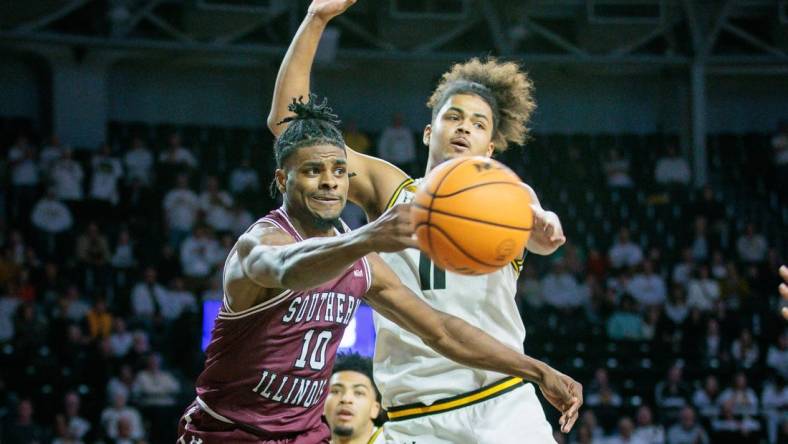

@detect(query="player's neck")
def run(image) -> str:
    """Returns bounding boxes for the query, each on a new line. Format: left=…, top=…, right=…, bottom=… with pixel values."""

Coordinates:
left=283, top=202, right=336, bottom=238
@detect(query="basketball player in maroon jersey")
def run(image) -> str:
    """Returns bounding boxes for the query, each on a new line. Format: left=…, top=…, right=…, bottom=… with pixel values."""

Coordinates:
left=177, top=98, right=577, bottom=443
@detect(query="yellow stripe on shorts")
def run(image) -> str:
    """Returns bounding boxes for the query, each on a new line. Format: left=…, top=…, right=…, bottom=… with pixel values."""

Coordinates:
left=386, top=376, right=524, bottom=421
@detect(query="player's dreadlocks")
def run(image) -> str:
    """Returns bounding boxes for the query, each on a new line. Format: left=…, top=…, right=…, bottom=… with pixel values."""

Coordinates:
left=427, top=57, right=536, bottom=152
left=271, top=94, right=345, bottom=196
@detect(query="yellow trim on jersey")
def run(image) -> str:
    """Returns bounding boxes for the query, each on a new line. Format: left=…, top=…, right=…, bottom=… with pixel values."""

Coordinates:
left=511, top=258, right=525, bottom=273
left=386, top=376, right=524, bottom=421
left=385, top=178, right=415, bottom=210
left=366, top=427, right=383, bottom=444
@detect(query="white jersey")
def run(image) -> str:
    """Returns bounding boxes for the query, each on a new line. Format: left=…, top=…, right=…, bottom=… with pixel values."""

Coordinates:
left=373, top=178, right=526, bottom=408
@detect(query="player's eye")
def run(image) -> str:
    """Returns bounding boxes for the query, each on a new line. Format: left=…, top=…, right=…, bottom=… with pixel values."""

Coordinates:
left=354, top=390, right=366, bottom=397
left=334, top=167, right=346, bottom=175
left=474, top=122, right=486, bottom=130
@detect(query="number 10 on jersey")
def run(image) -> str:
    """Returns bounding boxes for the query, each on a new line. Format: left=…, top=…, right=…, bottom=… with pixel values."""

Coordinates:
left=294, top=329, right=333, bottom=371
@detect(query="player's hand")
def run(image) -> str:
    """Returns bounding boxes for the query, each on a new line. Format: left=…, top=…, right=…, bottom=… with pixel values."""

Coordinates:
left=308, top=0, right=356, bottom=23
left=780, top=265, right=788, bottom=320
left=359, top=203, right=418, bottom=253
left=528, top=205, right=566, bottom=254
left=538, top=367, right=583, bottom=434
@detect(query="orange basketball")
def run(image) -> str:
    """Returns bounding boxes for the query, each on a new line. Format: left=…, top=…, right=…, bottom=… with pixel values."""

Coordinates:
left=412, top=156, right=533, bottom=275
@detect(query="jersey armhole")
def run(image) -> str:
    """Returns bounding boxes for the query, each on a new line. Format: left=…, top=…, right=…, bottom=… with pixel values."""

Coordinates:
left=385, top=178, right=415, bottom=210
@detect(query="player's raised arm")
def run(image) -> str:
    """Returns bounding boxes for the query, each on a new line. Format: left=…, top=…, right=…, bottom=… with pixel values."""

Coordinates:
left=267, top=0, right=355, bottom=137
left=268, top=0, right=409, bottom=219
left=363, top=253, right=583, bottom=433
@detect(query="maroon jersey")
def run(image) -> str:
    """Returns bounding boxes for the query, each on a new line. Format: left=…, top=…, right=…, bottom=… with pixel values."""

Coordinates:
left=194, top=207, right=372, bottom=438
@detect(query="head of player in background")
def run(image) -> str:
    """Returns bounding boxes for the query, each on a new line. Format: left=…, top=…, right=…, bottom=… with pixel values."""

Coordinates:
left=273, top=95, right=349, bottom=232
left=422, top=58, right=536, bottom=171
left=324, top=354, right=381, bottom=442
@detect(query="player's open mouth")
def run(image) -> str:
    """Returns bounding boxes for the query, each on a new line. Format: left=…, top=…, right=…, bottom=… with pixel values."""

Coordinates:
left=450, top=138, right=470, bottom=152
left=336, top=409, right=354, bottom=420
left=311, top=195, right=340, bottom=203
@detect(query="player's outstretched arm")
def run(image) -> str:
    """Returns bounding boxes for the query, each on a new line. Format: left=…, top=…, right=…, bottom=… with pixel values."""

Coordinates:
left=524, top=183, right=566, bottom=256
left=364, top=253, right=583, bottom=432
left=267, top=0, right=410, bottom=220
left=230, top=204, right=416, bottom=296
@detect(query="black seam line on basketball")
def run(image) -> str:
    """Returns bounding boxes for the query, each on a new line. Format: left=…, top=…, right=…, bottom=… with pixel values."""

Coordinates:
left=413, top=204, right=534, bottom=231
left=424, top=181, right=528, bottom=199
left=414, top=222, right=505, bottom=268
left=426, top=157, right=475, bottom=262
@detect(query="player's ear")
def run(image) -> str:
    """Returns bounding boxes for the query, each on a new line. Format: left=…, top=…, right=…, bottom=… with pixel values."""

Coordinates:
left=275, top=169, right=286, bottom=194
left=370, top=400, right=381, bottom=420
left=422, top=124, right=432, bottom=146
left=485, top=141, right=494, bottom=157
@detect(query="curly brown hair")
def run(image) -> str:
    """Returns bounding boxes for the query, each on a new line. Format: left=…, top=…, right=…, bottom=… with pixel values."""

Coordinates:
left=427, top=57, right=536, bottom=151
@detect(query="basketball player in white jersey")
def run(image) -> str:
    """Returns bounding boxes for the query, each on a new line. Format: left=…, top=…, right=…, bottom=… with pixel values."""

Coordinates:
left=267, top=2, right=583, bottom=442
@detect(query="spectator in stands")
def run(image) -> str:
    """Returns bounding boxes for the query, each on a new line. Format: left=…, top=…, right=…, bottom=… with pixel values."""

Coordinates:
left=578, top=410, right=605, bottom=441
left=719, top=261, right=750, bottom=308
left=586, top=248, right=609, bottom=279
left=655, top=145, right=691, bottom=187
left=89, top=143, right=124, bottom=220
left=342, top=119, right=371, bottom=154
left=8, top=138, right=40, bottom=223
left=586, top=368, right=623, bottom=408
left=609, top=228, right=644, bottom=270
left=626, top=260, right=667, bottom=307
left=607, top=294, right=646, bottom=340
left=228, top=158, right=260, bottom=195
left=180, top=225, right=221, bottom=284
left=736, top=223, right=768, bottom=264
left=166, top=276, right=197, bottom=320
left=762, top=375, right=788, bottom=444
left=664, top=284, right=689, bottom=326
left=772, top=120, right=788, bottom=198
left=107, top=364, right=137, bottom=402
left=692, top=375, right=721, bottom=419
left=671, top=249, right=694, bottom=287
left=199, top=175, right=234, bottom=234
left=701, top=318, right=725, bottom=364
left=158, top=133, right=197, bottom=185
left=606, top=417, right=641, bottom=444
left=111, top=229, right=136, bottom=295
left=377, top=113, right=416, bottom=175
left=75, top=222, right=111, bottom=295
left=632, top=404, right=665, bottom=443
left=123, top=136, right=154, bottom=186
left=50, top=147, right=85, bottom=214
left=767, top=331, right=788, bottom=378
left=686, top=216, right=713, bottom=262
left=101, top=391, right=144, bottom=441
left=686, top=266, right=720, bottom=312
left=654, top=364, right=691, bottom=418
left=711, top=398, right=760, bottom=443
left=54, top=391, right=91, bottom=442
left=40, top=134, right=65, bottom=171
left=1, top=398, right=48, bottom=443
left=604, top=148, right=633, bottom=188
left=201, top=275, right=223, bottom=302
left=86, top=297, right=113, bottom=340
left=541, top=260, right=585, bottom=311
left=108, top=318, right=133, bottom=359
left=162, top=174, right=199, bottom=249
left=132, top=353, right=180, bottom=442
left=130, top=267, right=168, bottom=328
left=61, top=285, right=91, bottom=323
left=666, top=406, right=708, bottom=444
left=30, top=188, right=73, bottom=258
left=718, top=371, right=759, bottom=416
left=730, top=329, right=759, bottom=369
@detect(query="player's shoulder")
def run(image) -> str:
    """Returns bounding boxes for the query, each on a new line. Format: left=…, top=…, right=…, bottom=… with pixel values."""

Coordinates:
left=246, top=220, right=296, bottom=246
